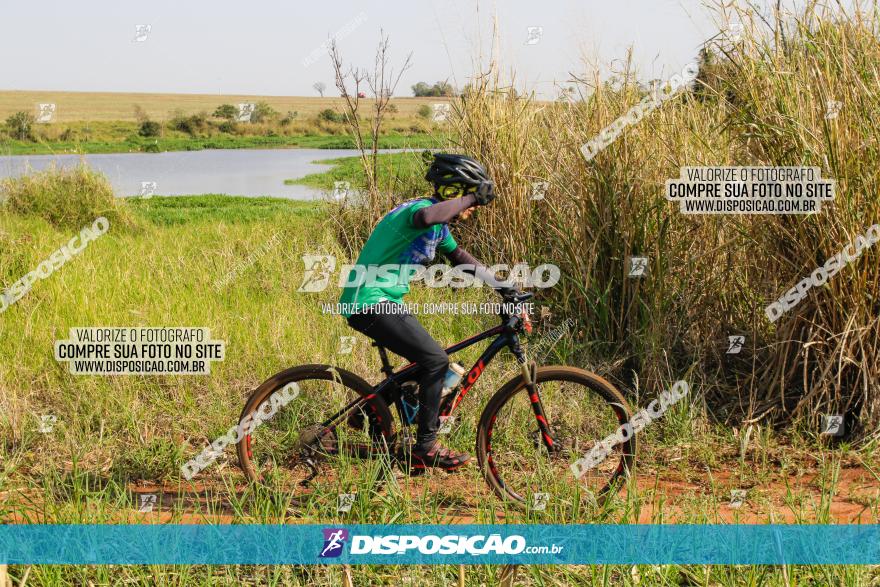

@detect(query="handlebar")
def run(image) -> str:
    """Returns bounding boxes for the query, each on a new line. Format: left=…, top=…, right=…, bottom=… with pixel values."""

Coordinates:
left=501, top=290, right=534, bottom=305
left=499, top=290, right=534, bottom=333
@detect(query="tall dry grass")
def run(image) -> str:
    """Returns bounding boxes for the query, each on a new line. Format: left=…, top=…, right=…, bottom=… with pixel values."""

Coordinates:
left=351, top=3, right=880, bottom=437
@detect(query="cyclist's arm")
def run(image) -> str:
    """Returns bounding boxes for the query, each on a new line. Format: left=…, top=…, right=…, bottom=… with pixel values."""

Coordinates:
left=412, top=195, right=478, bottom=228
left=445, top=246, right=518, bottom=294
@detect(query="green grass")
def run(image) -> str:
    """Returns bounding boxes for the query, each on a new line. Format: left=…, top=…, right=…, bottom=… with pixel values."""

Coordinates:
left=126, top=194, right=324, bottom=226
left=2, top=190, right=879, bottom=585
left=1, top=131, right=447, bottom=155
left=286, top=151, right=432, bottom=195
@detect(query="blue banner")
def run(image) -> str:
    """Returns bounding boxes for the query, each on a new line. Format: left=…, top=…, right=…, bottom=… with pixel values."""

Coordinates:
left=1, top=524, right=879, bottom=565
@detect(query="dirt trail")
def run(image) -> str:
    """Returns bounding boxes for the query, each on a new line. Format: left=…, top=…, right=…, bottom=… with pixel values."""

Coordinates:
left=4, top=457, right=876, bottom=525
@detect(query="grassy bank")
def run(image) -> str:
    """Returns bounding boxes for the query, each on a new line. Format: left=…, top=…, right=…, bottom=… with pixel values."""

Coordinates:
left=0, top=131, right=447, bottom=155
left=287, top=151, right=431, bottom=198
left=0, top=91, right=455, bottom=154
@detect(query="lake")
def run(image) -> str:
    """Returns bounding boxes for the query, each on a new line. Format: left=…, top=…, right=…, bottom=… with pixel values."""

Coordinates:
left=0, top=148, right=390, bottom=199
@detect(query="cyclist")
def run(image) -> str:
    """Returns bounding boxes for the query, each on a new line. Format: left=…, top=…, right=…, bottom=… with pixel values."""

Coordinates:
left=339, top=153, right=518, bottom=470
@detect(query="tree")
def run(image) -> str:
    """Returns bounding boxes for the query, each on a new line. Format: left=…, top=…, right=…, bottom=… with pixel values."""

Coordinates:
left=411, top=82, right=431, bottom=97
left=5, top=112, right=34, bottom=140
left=411, top=80, right=456, bottom=97
left=313, top=82, right=327, bottom=97
left=212, top=104, right=238, bottom=120
left=330, top=30, right=412, bottom=195
left=433, top=81, right=454, bottom=97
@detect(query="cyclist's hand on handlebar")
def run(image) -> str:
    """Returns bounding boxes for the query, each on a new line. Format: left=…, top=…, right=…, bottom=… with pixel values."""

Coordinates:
left=473, top=180, right=496, bottom=206
left=498, top=287, right=533, bottom=332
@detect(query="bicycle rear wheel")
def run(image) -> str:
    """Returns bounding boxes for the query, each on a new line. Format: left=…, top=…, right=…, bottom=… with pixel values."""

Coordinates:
left=476, top=366, right=635, bottom=512
left=236, top=364, right=394, bottom=497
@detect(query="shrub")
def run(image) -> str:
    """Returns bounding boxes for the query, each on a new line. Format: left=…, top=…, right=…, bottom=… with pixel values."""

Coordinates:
left=212, top=104, right=238, bottom=120
left=250, top=101, right=279, bottom=124
left=412, top=81, right=456, bottom=97
left=5, top=111, right=34, bottom=140
left=138, top=120, right=161, bottom=137
left=416, top=105, right=431, bottom=119
left=218, top=121, right=237, bottom=133
left=318, top=108, right=344, bottom=123
left=280, top=111, right=298, bottom=126
left=168, top=110, right=209, bottom=137
left=0, top=164, right=131, bottom=228
left=443, top=9, right=880, bottom=434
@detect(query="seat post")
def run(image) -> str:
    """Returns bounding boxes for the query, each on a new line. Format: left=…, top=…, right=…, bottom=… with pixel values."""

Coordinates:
left=374, top=343, right=394, bottom=377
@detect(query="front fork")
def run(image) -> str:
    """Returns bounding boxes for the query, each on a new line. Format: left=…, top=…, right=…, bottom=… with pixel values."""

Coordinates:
left=512, top=340, right=558, bottom=452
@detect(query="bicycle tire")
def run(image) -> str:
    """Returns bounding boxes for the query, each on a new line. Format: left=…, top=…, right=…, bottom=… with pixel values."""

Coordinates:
left=236, top=363, right=395, bottom=487
left=476, top=365, right=636, bottom=508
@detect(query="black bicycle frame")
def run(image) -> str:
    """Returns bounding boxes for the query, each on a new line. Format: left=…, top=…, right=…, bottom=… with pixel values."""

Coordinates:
left=319, top=321, right=521, bottom=431
left=382, top=323, right=514, bottom=417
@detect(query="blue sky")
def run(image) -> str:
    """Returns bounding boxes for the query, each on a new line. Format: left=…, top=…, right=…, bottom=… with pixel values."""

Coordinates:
left=0, top=1, right=793, bottom=97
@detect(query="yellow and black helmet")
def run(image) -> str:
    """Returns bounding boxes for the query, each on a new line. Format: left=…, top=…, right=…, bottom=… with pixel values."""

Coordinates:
left=425, top=153, right=494, bottom=200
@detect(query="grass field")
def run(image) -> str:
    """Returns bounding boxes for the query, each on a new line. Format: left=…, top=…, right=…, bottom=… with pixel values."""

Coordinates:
left=2, top=3, right=880, bottom=584
left=0, top=91, right=451, bottom=123
left=0, top=90, right=453, bottom=155
left=1, top=173, right=879, bottom=584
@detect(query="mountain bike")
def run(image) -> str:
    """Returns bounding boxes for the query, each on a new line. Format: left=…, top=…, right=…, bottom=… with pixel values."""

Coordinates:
left=235, top=291, right=636, bottom=509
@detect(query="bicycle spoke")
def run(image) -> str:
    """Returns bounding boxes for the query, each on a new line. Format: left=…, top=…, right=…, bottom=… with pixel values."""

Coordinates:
left=238, top=369, right=393, bottom=498
left=480, top=368, right=634, bottom=512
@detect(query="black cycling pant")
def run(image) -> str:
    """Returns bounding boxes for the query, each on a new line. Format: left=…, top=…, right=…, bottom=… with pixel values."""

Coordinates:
left=347, top=302, right=448, bottom=451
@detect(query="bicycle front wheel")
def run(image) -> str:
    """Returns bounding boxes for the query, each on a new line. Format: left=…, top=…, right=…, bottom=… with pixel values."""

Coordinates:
left=476, top=366, right=636, bottom=512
